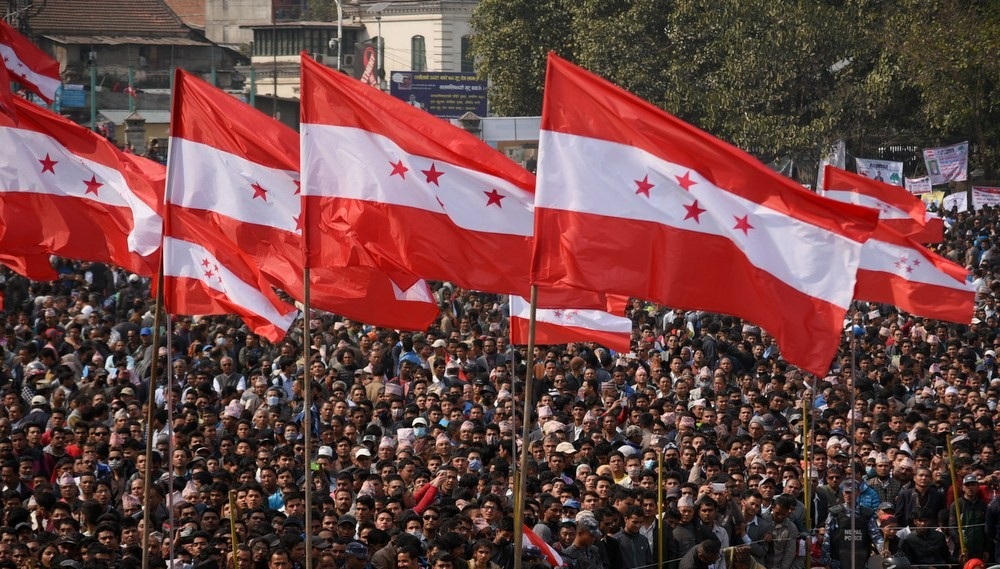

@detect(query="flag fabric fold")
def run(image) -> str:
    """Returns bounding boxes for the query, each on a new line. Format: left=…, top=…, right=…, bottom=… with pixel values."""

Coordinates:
left=166, top=69, right=438, bottom=334
left=0, top=21, right=61, bottom=103
left=855, top=224, right=974, bottom=323
left=822, top=165, right=943, bottom=243
left=162, top=236, right=296, bottom=342
left=0, top=97, right=163, bottom=281
left=531, top=54, right=880, bottom=377
left=509, top=295, right=632, bottom=353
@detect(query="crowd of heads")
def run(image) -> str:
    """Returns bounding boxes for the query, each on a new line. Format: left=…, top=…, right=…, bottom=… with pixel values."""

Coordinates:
left=0, top=204, right=995, bottom=569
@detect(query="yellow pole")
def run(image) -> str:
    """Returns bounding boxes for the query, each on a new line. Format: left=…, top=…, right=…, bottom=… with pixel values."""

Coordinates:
left=229, top=491, right=240, bottom=569
left=946, top=434, right=966, bottom=558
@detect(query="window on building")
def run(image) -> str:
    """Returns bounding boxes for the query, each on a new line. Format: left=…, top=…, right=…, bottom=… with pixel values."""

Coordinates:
left=461, top=35, right=474, bottom=73
left=411, top=35, right=426, bottom=71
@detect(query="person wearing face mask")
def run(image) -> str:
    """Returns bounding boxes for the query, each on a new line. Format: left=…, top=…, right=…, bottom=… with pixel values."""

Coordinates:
left=411, top=417, right=428, bottom=439
left=105, top=448, right=131, bottom=504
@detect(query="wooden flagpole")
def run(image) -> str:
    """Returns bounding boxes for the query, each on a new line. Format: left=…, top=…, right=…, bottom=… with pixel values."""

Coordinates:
left=512, top=285, right=538, bottom=569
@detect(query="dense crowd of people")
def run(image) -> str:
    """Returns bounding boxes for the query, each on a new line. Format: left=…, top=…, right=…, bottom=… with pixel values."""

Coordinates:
left=0, top=202, right=995, bottom=569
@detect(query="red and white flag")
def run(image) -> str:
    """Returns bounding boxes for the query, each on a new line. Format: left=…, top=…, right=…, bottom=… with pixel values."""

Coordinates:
left=0, top=21, right=60, bottom=103
left=162, top=236, right=296, bottom=342
left=509, top=295, right=632, bottom=353
left=855, top=224, right=974, bottom=323
left=166, top=69, right=438, bottom=333
left=823, top=165, right=943, bottom=243
left=522, top=524, right=563, bottom=568
left=532, top=54, right=880, bottom=376
left=0, top=96, right=163, bottom=281
left=300, top=54, right=537, bottom=297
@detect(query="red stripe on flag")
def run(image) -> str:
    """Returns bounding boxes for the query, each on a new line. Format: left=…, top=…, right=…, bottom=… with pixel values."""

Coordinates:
left=533, top=207, right=848, bottom=376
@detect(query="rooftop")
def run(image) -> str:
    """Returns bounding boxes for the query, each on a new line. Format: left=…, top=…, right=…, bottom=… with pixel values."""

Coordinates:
left=31, top=0, right=191, bottom=37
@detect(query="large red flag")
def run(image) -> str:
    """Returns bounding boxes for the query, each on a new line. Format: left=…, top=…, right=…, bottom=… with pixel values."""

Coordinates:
left=0, top=97, right=162, bottom=281
left=509, top=295, right=632, bottom=353
left=855, top=224, right=974, bottom=323
left=0, top=21, right=60, bottom=103
left=823, top=165, right=944, bottom=243
left=301, top=54, right=596, bottom=308
left=167, top=70, right=438, bottom=333
left=532, top=54, right=880, bottom=377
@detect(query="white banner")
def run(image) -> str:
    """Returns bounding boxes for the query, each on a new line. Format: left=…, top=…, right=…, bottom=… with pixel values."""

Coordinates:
left=816, top=139, right=845, bottom=190
left=855, top=158, right=904, bottom=186
left=905, top=176, right=933, bottom=195
left=942, top=191, right=969, bottom=213
left=923, top=141, right=969, bottom=185
left=972, top=186, right=1000, bottom=210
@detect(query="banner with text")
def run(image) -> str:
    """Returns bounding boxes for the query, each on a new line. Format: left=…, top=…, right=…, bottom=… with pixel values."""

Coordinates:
left=906, top=176, right=933, bottom=195
left=855, top=157, right=904, bottom=186
left=972, top=187, right=1000, bottom=210
left=943, top=191, right=969, bottom=213
left=923, top=141, right=969, bottom=185
left=388, top=71, right=487, bottom=119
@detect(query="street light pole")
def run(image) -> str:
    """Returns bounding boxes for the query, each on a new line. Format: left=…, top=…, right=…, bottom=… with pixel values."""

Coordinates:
left=376, top=13, right=382, bottom=89
left=335, top=0, right=342, bottom=71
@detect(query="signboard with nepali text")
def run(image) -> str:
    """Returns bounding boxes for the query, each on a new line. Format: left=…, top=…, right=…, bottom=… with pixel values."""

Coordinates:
left=922, top=141, right=969, bottom=185
left=389, top=71, right=487, bottom=120
left=906, top=176, right=933, bottom=195
left=972, top=186, right=1000, bottom=210
left=855, top=157, right=904, bottom=186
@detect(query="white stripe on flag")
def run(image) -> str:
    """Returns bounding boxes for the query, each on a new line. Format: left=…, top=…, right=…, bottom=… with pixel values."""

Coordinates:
left=0, top=44, right=60, bottom=100
left=301, top=124, right=535, bottom=236
left=536, top=130, right=860, bottom=310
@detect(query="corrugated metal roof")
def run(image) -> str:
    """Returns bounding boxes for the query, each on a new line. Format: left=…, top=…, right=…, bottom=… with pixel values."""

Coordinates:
left=43, top=35, right=210, bottom=46
left=99, top=109, right=171, bottom=124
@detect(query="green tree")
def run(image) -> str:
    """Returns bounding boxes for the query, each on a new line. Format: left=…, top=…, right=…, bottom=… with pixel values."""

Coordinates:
left=469, top=0, right=574, bottom=116
left=306, top=0, right=336, bottom=21
left=885, top=0, right=1000, bottom=176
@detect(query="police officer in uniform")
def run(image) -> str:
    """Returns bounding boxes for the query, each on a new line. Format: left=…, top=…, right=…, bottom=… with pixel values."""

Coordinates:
left=819, top=480, right=883, bottom=569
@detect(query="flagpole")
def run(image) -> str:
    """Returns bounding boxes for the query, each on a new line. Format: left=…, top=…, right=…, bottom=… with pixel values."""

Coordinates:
left=141, top=268, right=164, bottom=569
left=301, top=143, right=314, bottom=569
left=513, top=285, right=538, bottom=569
left=802, top=381, right=811, bottom=569
left=657, top=450, right=664, bottom=569
left=303, top=266, right=313, bottom=569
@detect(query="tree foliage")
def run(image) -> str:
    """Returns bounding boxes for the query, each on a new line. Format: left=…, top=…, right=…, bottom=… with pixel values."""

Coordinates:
left=468, top=0, right=574, bottom=116
left=470, top=0, right=1000, bottom=177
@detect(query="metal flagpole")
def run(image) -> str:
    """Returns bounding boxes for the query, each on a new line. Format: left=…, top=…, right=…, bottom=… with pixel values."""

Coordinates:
left=512, top=285, right=538, bottom=569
